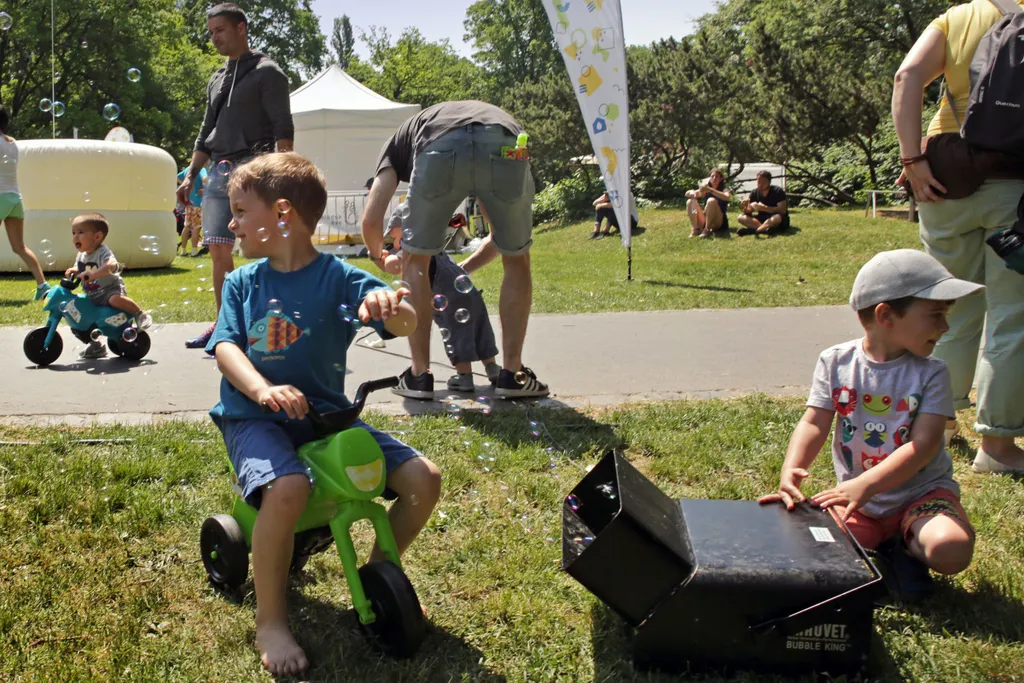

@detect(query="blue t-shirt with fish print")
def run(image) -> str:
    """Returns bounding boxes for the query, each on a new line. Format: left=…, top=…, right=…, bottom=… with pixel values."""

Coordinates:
left=207, top=253, right=390, bottom=424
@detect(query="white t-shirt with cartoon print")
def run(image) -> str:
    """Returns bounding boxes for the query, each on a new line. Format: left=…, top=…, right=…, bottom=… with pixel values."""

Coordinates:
left=807, top=339, right=958, bottom=519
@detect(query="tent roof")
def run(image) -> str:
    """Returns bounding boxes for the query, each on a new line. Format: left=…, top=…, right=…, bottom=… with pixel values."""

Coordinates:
left=290, top=65, right=420, bottom=114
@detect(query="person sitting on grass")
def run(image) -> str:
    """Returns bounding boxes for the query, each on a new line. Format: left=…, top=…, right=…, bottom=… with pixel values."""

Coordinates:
left=760, top=249, right=981, bottom=600
left=206, top=152, right=441, bottom=676
left=737, top=170, right=789, bottom=236
left=590, top=192, right=618, bottom=240
left=685, top=167, right=731, bottom=238
left=383, top=203, right=501, bottom=392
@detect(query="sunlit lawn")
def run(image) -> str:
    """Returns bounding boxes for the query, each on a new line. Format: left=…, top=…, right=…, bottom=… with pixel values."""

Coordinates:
left=0, top=208, right=921, bottom=326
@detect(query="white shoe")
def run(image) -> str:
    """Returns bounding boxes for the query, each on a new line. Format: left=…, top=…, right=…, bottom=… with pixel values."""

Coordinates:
left=972, top=448, right=1024, bottom=475
left=944, top=420, right=959, bottom=444
left=137, top=312, right=153, bottom=330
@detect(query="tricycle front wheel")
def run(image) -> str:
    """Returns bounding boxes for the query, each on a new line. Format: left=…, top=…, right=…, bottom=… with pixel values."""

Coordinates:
left=200, top=514, right=249, bottom=590
left=24, top=327, right=62, bottom=366
left=357, top=560, right=426, bottom=658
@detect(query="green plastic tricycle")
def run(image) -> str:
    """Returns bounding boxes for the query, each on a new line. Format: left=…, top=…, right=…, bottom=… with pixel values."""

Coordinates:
left=199, top=377, right=426, bottom=658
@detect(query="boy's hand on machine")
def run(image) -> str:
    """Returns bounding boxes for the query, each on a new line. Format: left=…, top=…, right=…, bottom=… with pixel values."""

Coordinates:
left=257, top=385, right=309, bottom=420
left=758, top=468, right=810, bottom=510
left=809, top=477, right=873, bottom=520
left=79, top=271, right=92, bottom=283
left=360, top=287, right=407, bottom=323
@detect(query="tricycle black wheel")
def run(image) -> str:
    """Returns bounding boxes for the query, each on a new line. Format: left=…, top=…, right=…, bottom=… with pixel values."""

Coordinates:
left=24, top=327, right=62, bottom=366
left=112, top=330, right=151, bottom=361
left=357, top=560, right=426, bottom=658
left=200, top=514, right=249, bottom=589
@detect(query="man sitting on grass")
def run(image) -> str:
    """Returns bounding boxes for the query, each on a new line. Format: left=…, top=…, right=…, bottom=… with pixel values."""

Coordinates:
left=737, top=170, right=789, bottom=236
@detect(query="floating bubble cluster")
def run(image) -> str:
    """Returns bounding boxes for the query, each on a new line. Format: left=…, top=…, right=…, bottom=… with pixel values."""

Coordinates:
left=103, top=103, right=121, bottom=121
left=39, top=98, right=52, bottom=113
left=432, top=294, right=448, bottom=312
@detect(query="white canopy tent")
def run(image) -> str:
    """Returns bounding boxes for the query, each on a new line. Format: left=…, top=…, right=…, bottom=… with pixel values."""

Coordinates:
left=291, top=65, right=420, bottom=193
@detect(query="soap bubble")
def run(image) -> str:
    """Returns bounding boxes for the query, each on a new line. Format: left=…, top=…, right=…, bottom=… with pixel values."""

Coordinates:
left=277, top=220, right=290, bottom=238
left=454, top=274, right=474, bottom=293
left=597, top=483, right=618, bottom=500
left=52, top=102, right=65, bottom=117
left=391, top=280, right=410, bottom=291
left=39, top=239, right=52, bottom=253
left=127, top=67, right=142, bottom=83
left=216, top=160, right=233, bottom=175
left=445, top=343, right=455, bottom=355
left=90, top=329, right=102, bottom=342
left=566, top=494, right=581, bottom=511
left=432, top=294, right=448, bottom=312
left=401, top=227, right=413, bottom=241
left=59, top=301, right=69, bottom=313
left=83, top=191, right=91, bottom=203
left=0, top=12, right=12, bottom=30
left=338, top=303, right=362, bottom=328
left=254, top=226, right=268, bottom=242
left=514, top=370, right=528, bottom=385
left=44, top=253, right=56, bottom=266
left=476, top=395, right=492, bottom=415
left=39, top=98, right=52, bottom=113
left=122, top=327, right=138, bottom=343
left=138, top=235, right=156, bottom=252
left=81, top=39, right=88, bottom=48
left=110, top=262, right=123, bottom=276
left=53, top=72, right=61, bottom=84
left=454, top=308, right=470, bottom=324
left=439, top=327, right=451, bottom=342
left=268, top=299, right=283, bottom=314
left=102, top=103, right=120, bottom=121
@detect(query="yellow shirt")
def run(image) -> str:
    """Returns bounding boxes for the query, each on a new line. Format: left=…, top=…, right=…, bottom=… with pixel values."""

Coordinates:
left=927, top=0, right=1024, bottom=135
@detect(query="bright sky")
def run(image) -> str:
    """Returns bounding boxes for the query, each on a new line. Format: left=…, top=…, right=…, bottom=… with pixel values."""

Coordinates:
left=309, top=0, right=720, bottom=59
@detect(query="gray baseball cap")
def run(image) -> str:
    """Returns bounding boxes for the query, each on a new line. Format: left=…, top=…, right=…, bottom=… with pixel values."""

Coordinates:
left=849, top=249, right=984, bottom=310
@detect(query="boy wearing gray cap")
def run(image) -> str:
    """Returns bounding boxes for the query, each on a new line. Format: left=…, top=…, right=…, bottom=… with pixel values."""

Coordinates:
left=761, top=249, right=983, bottom=595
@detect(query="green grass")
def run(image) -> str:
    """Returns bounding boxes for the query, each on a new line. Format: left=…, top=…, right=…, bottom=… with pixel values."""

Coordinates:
left=1, top=399, right=1020, bottom=682
left=0, top=208, right=922, bottom=326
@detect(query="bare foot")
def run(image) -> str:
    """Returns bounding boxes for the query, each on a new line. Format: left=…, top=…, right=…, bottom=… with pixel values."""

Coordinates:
left=981, top=436, right=1024, bottom=470
left=256, top=621, right=308, bottom=677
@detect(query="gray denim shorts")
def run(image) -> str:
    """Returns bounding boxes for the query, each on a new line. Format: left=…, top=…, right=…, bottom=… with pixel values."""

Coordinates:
left=201, top=162, right=237, bottom=245
left=403, top=125, right=535, bottom=256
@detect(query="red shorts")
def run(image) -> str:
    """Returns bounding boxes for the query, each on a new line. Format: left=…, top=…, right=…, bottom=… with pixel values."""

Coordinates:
left=837, top=488, right=973, bottom=550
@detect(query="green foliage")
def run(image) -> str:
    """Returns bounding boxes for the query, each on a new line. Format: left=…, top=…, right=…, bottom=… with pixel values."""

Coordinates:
left=531, top=167, right=605, bottom=223
left=330, top=15, right=355, bottom=69
left=504, top=72, right=591, bottom=183
left=463, top=0, right=560, bottom=99
left=360, top=27, right=482, bottom=107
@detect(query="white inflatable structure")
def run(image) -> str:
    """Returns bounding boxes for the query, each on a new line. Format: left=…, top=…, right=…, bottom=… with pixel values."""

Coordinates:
left=0, top=139, right=177, bottom=273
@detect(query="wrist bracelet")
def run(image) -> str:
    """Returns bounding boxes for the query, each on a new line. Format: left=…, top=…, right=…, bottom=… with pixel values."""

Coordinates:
left=899, top=153, right=927, bottom=166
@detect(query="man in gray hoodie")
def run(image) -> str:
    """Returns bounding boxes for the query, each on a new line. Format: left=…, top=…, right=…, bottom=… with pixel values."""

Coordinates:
left=176, top=2, right=294, bottom=350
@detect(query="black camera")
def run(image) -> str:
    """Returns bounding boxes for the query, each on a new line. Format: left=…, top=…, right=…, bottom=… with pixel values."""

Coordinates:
left=987, top=226, right=1024, bottom=274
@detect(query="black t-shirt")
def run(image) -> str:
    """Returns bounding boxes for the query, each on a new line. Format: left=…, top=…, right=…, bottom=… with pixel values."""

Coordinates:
left=374, top=100, right=523, bottom=183
left=747, top=185, right=787, bottom=208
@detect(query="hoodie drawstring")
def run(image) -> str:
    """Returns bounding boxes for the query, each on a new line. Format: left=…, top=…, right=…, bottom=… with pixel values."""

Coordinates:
left=226, top=62, right=239, bottom=108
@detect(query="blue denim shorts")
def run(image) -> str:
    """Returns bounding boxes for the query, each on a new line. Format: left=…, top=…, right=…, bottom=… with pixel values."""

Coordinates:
left=404, top=124, right=535, bottom=256
left=220, top=417, right=421, bottom=508
left=201, top=162, right=236, bottom=245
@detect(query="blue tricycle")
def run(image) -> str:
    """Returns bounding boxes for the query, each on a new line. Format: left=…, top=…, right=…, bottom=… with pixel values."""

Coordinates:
left=23, top=272, right=151, bottom=366
left=200, top=377, right=427, bottom=658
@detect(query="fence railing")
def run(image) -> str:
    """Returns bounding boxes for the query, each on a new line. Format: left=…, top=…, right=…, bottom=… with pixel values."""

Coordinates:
left=313, top=191, right=405, bottom=246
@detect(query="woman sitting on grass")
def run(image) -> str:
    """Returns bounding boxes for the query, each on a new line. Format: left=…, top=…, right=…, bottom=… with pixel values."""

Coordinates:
left=685, top=168, right=731, bottom=239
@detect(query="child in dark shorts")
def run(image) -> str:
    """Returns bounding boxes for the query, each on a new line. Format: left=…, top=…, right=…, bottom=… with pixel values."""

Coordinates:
left=384, top=204, right=500, bottom=392
left=207, top=152, right=441, bottom=676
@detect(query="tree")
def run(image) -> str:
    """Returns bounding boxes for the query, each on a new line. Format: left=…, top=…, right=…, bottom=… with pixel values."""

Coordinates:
left=177, top=0, right=327, bottom=87
left=330, top=15, right=355, bottom=69
left=360, top=27, right=484, bottom=107
left=463, top=0, right=560, bottom=102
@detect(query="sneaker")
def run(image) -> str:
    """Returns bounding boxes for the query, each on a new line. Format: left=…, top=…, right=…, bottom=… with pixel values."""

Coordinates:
left=79, top=340, right=108, bottom=359
left=588, top=232, right=601, bottom=240
left=485, top=361, right=501, bottom=386
left=185, top=323, right=216, bottom=349
left=495, top=366, right=549, bottom=399
left=34, top=282, right=51, bottom=300
left=197, top=245, right=210, bottom=257
left=137, top=312, right=153, bottom=330
left=392, top=367, right=434, bottom=400
left=447, top=373, right=474, bottom=392
left=972, top=448, right=1024, bottom=475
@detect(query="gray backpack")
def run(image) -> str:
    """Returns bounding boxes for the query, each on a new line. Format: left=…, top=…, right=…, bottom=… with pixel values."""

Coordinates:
left=948, top=0, right=1024, bottom=154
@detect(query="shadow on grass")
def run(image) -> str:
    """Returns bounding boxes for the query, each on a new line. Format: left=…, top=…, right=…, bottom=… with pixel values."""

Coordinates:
left=589, top=599, right=901, bottom=682
left=457, top=402, right=622, bottom=462
left=904, top=579, right=1024, bottom=644
left=641, top=279, right=754, bottom=294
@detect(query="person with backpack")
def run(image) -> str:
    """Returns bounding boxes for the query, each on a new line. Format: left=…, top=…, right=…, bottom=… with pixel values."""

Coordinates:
left=892, top=0, right=1024, bottom=474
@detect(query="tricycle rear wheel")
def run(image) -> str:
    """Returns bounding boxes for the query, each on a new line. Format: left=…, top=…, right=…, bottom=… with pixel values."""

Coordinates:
left=109, top=330, right=151, bottom=361
left=200, top=514, right=249, bottom=590
left=357, top=560, right=426, bottom=658
left=24, top=327, right=62, bottom=366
